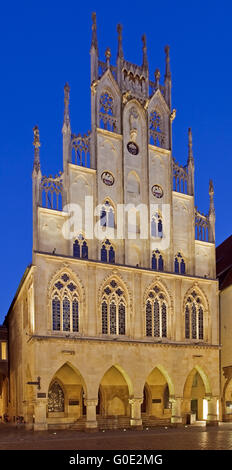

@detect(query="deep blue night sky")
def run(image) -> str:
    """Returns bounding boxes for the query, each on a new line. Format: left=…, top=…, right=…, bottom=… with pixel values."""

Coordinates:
left=1, top=0, right=231, bottom=323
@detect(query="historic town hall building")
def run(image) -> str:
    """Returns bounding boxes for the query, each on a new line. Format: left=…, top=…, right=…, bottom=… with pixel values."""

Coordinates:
left=0, top=14, right=220, bottom=430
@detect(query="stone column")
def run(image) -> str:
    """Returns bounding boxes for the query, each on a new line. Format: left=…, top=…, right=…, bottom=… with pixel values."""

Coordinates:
left=85, top=399, right=98, bottom=432
left=23, top=401, right=34, bottom=430
left=206, top=396, right=219, bottom=426
left=34, top=400, right=48, bottom=431
left=171, top=397, right=183, bottom=425
left=129, top=398, right=143, bottom=429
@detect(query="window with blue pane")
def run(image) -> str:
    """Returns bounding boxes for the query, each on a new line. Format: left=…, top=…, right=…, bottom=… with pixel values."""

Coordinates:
left=73, top=235, right=88, bottom=260
left=174, top=252, right=186, bottom=274
left=145, top=285, right=168, bottom=338
left=151, top=213, right=163, bottom=238
left=101, top=240, right=115, bottom=264
left=51, top=273, right=80, bottom=333
left=101, top=279, right=126, bottom=335
left=151, top=250, right=164, bottom=272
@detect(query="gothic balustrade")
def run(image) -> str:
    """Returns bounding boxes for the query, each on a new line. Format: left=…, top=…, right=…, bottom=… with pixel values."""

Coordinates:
left=40, top=173, right=63, bottom=211
left=172, top=160, right=188, bottom=194
left=195, top=210, right=209, bottom=242
left=71, top=132, right=91, bottom=167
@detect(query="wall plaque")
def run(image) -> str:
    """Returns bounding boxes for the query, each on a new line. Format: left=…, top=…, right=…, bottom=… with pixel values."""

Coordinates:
left=127, top=141, right=139, bottom=155
left=151, top=184, right=163, bottom=199
left=101, top=171, right=115, bottom=186
left=37, top=393, right=46, bottom=398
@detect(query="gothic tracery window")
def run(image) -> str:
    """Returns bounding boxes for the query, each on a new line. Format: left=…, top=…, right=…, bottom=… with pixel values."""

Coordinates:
left=145, top=285, right=168, bottom=338
left=73, top=234, right=88, bottom=259
left=152, top=250, right=164, bottom=271
left=101, top=279, right=126, bottom=335
left=51, top=273, right=80, bottom=332
left=185, top=290, right=204, bottom=340
left=100, top=200, right=115, bottom=228
left=99, top=91, right=117, bottom=132
left=149, top=110, right=165, bottom=147
left=48, top=381, right=64, bottom=413
left=151, top=212, right=163, bottom=238
left=174, top=252, right=186, bottom=274
left=101, top=239, right=115, bottom=264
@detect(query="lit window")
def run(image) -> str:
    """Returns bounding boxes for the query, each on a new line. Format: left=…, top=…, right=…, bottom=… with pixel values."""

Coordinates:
left=51, top=273, right=80, bottom=333
left=145, top=286, right=168, bottom=338
left=1, top=342, right=7, bottom=360
left=101, top=280, right=126, bottom=335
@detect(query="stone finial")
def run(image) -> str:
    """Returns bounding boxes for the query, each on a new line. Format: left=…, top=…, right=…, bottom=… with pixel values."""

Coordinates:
left=117, top=24, right=123, bottom=59
left=188, top=127, right=194, bottom=163
left=63, top=83, right=71, bottom=134
left=155, top=68, right=160, bottom=88
left=91, top=12, right=98, bottom=51
left=142, top=34, right=148, bottom=69
left=209, top=179, right=215, bottom=242
left=209, top=179, right=214, bottom=197
left=105, top=48, right=111, bottom=68
left=33, top=125, right=41, bottom=173
left=164, top=45, right=171, bottom=80
left=33, top=125, right=40, bottom=149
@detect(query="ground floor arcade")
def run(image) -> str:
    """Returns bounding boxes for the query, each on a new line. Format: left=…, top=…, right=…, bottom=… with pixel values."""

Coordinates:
left=6, top=339, right=220, bottom=430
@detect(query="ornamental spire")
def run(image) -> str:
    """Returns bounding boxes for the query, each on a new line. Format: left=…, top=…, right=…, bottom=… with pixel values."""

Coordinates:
left=117, top=24, right=123, bottom=59
left=62, top=82, right=71, bottom=134
left=32, top=125, right=41, bottom=174
left=209, top=179, right=215, bottom=215
left=164, top=45, right=171, bottom=80
left=142, top=34, right=148, bottom=69
left=91, top=12, right=98, bottom=52
left=188, top=127, right=194, bottom=163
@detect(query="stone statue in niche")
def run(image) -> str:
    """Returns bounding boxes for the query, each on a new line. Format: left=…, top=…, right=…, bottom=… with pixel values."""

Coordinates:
left=129, top=107, right=139, bottom=142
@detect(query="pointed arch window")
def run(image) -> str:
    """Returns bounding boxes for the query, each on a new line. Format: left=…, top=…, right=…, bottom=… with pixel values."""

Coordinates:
left=73, top=234, right=88, bottom=260
left=185, top=291, right=204, bottom=340
left=151, top=212, right=163, bottom=238
left=99, top=91, right=117, bottom=132
left=145, top=285, right=168, bottom=338
left=149, top=110, right=166, bottom=148
left=101, top=239, right=115, bottom=264
left=152, top=250, right=164, bottom=271
left=51, top=272, right=80, bottom=333
left=101, top=279, right=126, bottom=335
left=174, top=252, right=186, bottom=274
left=100, top=201, right=115, bottom=228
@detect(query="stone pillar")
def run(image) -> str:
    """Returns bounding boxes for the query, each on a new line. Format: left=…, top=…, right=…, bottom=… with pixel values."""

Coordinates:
left=34, top=400, right=48, bottom=431
left=206, top=396, right=219, bottom=426
left=23, top=401, right=34, bottom=430
left=85, top=399, right=98, bottom=432
left=129, top=398, right=143, bottom=429
left=171, top=397, right=183, bottom=425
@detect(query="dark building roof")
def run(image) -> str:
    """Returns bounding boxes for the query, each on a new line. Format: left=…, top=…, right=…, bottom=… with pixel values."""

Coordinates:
left=216, top=235, right=232, bottom=290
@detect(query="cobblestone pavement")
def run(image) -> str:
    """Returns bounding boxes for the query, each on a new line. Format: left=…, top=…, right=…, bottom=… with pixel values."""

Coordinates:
left=0, top=422, right=232, bottom=450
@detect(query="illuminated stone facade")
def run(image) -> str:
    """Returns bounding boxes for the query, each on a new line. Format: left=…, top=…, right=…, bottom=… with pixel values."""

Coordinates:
left=3, top=14, right=219, bottom=430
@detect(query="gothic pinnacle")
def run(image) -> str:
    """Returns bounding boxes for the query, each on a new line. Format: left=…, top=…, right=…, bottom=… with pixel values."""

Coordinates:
left=209, top=179, right=215, bottom=214
left=91, top=12, right=98, bottom=51
left=63, top=83, right=71, bottom=134
left=117, top=24, right=123, bottom=59
left=105, top=48, right=111, bottom=68
left=188, top=127, right=194, bottom=163
left=155, top=69, right=160, bottom=88
left=32, top=125, right=41, bottom=173
left=164, top=45, right=171, bottom=80
left=142, top=34, right=148, bottom=69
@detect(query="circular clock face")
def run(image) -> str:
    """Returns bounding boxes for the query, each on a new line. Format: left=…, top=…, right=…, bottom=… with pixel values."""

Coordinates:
left=127, top=141, right=139, bottom=155
left=152, top=184, right=163, bottom=199
left=101, top=171, right=115, bottom=186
